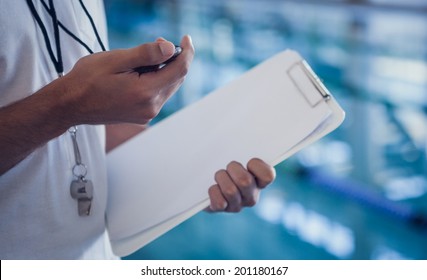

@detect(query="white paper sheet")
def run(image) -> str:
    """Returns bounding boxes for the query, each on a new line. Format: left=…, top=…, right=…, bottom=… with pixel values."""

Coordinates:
left=106, top=50, right=345, bottom=256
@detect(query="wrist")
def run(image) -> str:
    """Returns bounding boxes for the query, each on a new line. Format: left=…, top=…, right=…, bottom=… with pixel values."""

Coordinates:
left=51, top=74, right=87, bottom=129
left=29, top=76, right=81, bottom=135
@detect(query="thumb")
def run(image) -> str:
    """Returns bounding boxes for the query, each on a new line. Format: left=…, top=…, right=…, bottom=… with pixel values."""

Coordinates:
left=118, top=40, right=175, bottom=70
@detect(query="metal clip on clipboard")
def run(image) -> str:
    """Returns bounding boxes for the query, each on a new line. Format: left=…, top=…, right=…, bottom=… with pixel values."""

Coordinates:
left=288, top=60, right=331, bottom=108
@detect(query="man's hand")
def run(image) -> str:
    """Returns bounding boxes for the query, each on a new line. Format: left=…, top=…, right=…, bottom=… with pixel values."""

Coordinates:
left=0, top=36, right=194, bottom=175
left=62, top=35, right=194, bottom=126
left=207, top=158, right=276, bottom=213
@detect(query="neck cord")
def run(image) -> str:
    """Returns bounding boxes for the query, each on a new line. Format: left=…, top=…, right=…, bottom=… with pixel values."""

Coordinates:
left=76, top=0, right=106, bottom=52
left=38, top=0, right=106, bottom=54
left=26, top=0, right=63, bottom=76
left=26, top=0, right=106, bottom=77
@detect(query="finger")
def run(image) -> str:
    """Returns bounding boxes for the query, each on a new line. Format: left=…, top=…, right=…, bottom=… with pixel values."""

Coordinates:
left=247, top=158, right=276, bottom=189
left=207, top=184, right=228, bottom=212
left=115, top=40, right=176, bottom=70
left=151, top=35, right=194, bottom=80
left=180, top=34, right=195, bottom=55
left=215, top=169, right=242, bottom=212
left=180, top=35, right=195, bottom=66
left=137, top=35, right=194, bottom=103
left=226, top=161, right=259, bottom=207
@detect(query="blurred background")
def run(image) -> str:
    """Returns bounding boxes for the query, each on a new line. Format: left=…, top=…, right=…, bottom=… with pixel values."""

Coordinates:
left=104, top=0, right=427, bottom=260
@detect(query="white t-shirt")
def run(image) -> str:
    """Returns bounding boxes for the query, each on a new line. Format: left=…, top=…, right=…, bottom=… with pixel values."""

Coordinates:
left=0, top=0, right=116, bottom=259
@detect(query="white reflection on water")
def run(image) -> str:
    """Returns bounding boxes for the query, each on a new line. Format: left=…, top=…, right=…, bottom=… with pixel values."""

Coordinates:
left=255, top=193, right=355, bottom=258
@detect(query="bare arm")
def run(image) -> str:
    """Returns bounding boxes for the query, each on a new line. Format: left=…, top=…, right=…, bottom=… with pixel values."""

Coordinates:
left=0, top=78, right=74, bottom=174
left=105, top=123, right=147, bottom=153
left=0, top=36, right=194, bottom=175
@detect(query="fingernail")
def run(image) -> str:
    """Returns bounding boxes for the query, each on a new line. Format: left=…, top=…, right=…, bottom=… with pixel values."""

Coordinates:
left=186, top=34, right=193, bottom=45
left=159, top=41, right=174, bottom=56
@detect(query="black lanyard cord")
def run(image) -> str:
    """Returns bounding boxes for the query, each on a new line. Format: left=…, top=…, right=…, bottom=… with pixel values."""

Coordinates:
left=77, top=0, right=106, bottom=52
left=26, top=0, right=107, bottom=76
left=26, top=0, right=63, bottom=75
left=39, top=0, right=93, bottom=54
left=49, top=0, right=63, bottom=75
left=39, top=0, right=106, bottom=54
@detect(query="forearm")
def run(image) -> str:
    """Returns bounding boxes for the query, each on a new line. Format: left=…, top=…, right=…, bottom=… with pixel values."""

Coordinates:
left=105, top=123, right=147, bottom=153
left=0, top=78, right=74, bottom=175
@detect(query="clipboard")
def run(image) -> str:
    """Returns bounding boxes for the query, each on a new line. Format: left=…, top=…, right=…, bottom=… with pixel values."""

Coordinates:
left=106, top=49, right=345, bottom=257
